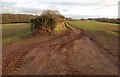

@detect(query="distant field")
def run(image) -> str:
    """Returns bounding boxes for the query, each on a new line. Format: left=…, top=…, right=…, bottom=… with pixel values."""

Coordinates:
left=68, top=20, right=118, bottom=37
left=2, top=23, right=33, bottom=44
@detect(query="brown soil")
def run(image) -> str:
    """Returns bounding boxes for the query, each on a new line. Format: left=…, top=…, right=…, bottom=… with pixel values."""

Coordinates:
left=2, top=28, right=118, bottom=75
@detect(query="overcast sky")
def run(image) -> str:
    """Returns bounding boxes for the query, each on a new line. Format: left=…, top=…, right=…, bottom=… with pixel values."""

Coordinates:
left=0, top=0, right=119, bottom=18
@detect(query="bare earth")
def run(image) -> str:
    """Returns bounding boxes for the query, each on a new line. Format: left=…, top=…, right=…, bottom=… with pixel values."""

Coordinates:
left=2, top=28, right=118, bottom=75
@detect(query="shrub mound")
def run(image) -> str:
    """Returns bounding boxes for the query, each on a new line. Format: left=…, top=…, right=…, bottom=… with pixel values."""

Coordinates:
left=31, top=10, right=65, bottom=33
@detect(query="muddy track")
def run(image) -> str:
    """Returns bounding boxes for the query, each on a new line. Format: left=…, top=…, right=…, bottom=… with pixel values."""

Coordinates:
left=2, top=23, right=118, bottom=75
left=3, top=29, right=72, bottom=74
left=67, top=22, right=117, bottom=59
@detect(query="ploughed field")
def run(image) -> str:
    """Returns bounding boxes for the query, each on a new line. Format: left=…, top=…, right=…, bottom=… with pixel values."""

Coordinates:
left=2, top=21, right=118, bottom=75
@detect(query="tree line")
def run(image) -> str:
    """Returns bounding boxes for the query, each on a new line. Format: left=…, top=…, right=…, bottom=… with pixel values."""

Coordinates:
left=87, top=18, right=120, bottom=24
left=2, top=14, right=34, bottom=24
left=65, top=17, right=120, bottom=24
left=2, top=13, right=119, bottom=24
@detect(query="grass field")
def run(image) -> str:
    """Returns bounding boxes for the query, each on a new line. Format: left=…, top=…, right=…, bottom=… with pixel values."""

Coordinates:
left=68, top=20, right=118, bottom=37
left=2, top=21, right=119, bottom=45
left=2, top=23, right=31, bottom=38
left=2, top=23, right=33, bottom=44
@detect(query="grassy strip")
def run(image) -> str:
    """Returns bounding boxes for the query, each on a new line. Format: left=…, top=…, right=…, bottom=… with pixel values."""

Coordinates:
left=2, top=23, right=30, bottom=38
left=2, top=30, right=34, bottom=45
left=68, top=20, right=118, bottom=37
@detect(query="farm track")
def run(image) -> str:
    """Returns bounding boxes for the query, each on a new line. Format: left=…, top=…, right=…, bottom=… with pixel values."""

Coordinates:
left=2, top=23, right=118, bottom=75
left=67, top=22, right=117, bottom=61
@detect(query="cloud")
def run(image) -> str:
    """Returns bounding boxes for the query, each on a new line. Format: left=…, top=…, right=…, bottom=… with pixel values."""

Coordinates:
left=63, top=9, right=69, bottom=12
left=1, top=0, right=119, bottom=18
left=65, top=14, right=102, bottom=18
left=22, top=8, right=42, bottom=14
left=39, top=2, right=100, bottom=6
left=1, top=7, right=23, bottom=14
left=1, top=7, right=42, bottom=14
left=47, top=5, right=59, bottom=10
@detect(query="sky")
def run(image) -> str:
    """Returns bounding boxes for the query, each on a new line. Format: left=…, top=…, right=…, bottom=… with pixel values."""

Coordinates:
left=0, top=0, right=119, bottom=18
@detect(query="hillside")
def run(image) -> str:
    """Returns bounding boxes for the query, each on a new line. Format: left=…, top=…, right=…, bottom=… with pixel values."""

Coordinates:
left=2, top=14, right=34, bottom=24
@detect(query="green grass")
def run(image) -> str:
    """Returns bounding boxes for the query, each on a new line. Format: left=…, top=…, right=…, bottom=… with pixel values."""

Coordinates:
left=2, top=30, right=34, bottom=45
left=2, top=23, right=34, bottom=45
left=68, top=20, right=118, bottom=37
left=2, top=23, right=30, bottom=38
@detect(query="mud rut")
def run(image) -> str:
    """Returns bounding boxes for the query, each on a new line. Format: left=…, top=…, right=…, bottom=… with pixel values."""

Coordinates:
left=2, top=23, right=118, bottom=75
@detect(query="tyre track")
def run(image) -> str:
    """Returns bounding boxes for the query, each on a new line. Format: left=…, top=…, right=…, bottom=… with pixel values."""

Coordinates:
left=2, top=28, right=73, bottom=74
left=3, top=22, right=117, bottom=75
left=66, top=22, right=117, bottom=64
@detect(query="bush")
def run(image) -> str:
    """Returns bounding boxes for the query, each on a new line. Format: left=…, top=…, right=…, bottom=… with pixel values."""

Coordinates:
left=31, top=10, right=65, bottom=32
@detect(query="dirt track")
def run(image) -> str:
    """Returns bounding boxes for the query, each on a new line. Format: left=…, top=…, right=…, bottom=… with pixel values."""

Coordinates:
left=2, top=28, right=118, bottom=75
